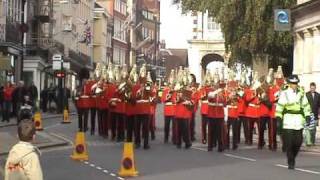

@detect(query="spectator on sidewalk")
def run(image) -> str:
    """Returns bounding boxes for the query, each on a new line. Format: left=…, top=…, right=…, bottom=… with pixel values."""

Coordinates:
left=0, top=85, right=4, bottom=122
left=40, top=86, right=48, bottom=112
left=306, top=82, right=320, bottom=146
left=4, top=119, right=43, bottom=180
left=12, top=81, right=28, bottom=117
left=3, top=82, right=14, bottom=123
left=28, top=82, right=38, bottom=106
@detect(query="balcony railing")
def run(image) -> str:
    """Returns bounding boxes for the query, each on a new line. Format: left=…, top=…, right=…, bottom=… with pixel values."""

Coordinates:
left=5, top=21, right=22, bottom=44
left=35, top=0, right=52, bottom=22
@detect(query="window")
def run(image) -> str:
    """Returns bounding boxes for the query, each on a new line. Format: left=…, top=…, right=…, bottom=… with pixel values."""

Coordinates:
left=142, top=10, right=154, bottom=20
left=142, top=27, right=154, bottom=40
left=107, top=31, right=112, bottom=48
left=115, top=0, right=126, bottom=15
left=208, top=17, right=220, bottom=31
left=113, top=46, right=126, bottom=65
left=114, top=18, right=126, bottom=42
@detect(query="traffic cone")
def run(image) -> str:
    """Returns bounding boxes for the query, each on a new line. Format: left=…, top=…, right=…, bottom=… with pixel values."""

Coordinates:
left=118, top=142, right=139, bottom=177
left=71, top=132, right=89, bottom=161
left=34, top=111, right=43, bottom=131
left=62, top=108, right=71, bottom=124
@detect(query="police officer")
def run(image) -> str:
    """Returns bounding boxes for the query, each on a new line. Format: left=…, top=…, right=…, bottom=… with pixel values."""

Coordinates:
left=276, top=75, right=311, bottom=170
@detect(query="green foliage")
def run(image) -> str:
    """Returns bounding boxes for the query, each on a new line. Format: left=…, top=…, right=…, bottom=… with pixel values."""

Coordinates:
left=180, top=0, right=297, bottom=65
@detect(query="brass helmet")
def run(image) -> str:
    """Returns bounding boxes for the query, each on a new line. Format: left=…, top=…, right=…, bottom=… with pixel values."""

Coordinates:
left=145, top=71, right=153, bottom=91
left=245, top=67, right=253, bottom=86
left=276, top=65, right=284, bottom=79
left=94, top=63, right=102, bottom=79
left=182, top=67, right=191, bottom=87
left=240, top=70, right=247, bottom=86
left=107, top=62, right=114, bottom=83
left=139, top=64, right=147, bottom=79
left=101, top=64, right=108, bottom=80
left=168, top=69, right=176, bottom=86
left=266, top=68, right=274, bottom=85
left=121, top=64, right=128, bottom=81
left=203, top=70, right=212, bottom=86
left=212, top=68, right=220, bottom=86
left=114, top=65, right=121, bottom=84
left=129, top=64, right=138, bottom=83
left=251, top=71, right=261, bottom=90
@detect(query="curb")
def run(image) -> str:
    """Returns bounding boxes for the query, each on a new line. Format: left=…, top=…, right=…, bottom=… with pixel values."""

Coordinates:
left=0, top=132, right=70, bottom=157
left=0, top=112, right=77, bottom=128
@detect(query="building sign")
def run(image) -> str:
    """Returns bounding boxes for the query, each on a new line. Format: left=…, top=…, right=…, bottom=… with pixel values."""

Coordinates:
left=274, top=9, right=291, bottom=31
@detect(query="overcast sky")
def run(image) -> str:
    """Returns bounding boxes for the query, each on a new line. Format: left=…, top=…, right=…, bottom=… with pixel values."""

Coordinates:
left=160, top=0, right=193, bottom=49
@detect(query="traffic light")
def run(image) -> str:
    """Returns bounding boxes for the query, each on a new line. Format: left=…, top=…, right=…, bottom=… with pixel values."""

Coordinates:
left=54, top=70, right=66, bottom=78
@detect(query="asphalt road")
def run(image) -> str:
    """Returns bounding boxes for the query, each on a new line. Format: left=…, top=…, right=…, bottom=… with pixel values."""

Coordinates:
left=1, top=105, right=320, bottom=180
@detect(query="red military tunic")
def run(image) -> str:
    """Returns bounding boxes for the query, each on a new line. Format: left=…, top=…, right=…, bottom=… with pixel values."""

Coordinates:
left=175, top=102, right=193, bottom=120
left=226, top=91, right=239, bottom=119
left=207, top=90, right=226, bottom=119
left=244, top=89, right=260, bottom=118
left=97, top=83, right=109, bottom=110
left=162, top=87, right=176, bottom=117
left=200, top=86, right=211, bottom=115
left=269, top=85, right=280, bottom=119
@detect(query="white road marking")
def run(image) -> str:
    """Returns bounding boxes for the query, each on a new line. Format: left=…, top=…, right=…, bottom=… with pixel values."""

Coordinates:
left=103, top=170, right=109, bottom=173
left=224, top=153, right=257, bottom=162
left=110, top=173, right=116, bottom=176
left=50, top=133, right=74, bottom=145
left=84, top=161, right=89, bottom=165
left=117, top=177, right=125, bottom=180
left=275, top=164, right=320, bottom=175
left=90, top=164, right=95, bottom=167
left=96, top=166, right=102, bottom=170
left=191, top=147, right=207, bottom=152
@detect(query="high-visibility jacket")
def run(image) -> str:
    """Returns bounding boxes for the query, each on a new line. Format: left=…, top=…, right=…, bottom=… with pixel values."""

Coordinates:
left=275, top=87, right=311, bottom=130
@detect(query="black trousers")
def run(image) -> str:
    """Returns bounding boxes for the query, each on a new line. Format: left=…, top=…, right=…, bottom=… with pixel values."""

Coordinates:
left=208, top=118, right=224, bottom=151
left=164, top=116, right=174, bottom=142
left=126, top=115, right=135, bottom=142
left=190, top=113, right=196, bottom=141
left=78, top=108, right=89, bottom=132
left=238, top=116, right=249, bottom=144
left=110, top=112, right=125, bottom=141
left=97, top=109, right=108, bottom=137
left=268, top=118, right=278, bottom=150
left=259, top=116, right=270, bottom=148
left=283, top=129, right=303, bottom=167
left=176, top=119, right=191, bottom=147
left=227, top=118, right=239, bottom=149
left=201, top=115, right=208, bottom=143
left=135, top=114, right=150, bottom=147
left=248, top=117, right=262, bottom=147
left=90, top=108, right=97, bottom=134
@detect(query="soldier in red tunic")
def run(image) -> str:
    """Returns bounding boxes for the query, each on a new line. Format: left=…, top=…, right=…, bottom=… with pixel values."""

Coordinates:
left=75, top=79, right=91, bottom=132
left=134, top=65, right=154, bottom=149
left=245, top=72, right=264, bottom=148
left=200, top=72, right=212, bottom=144
left=162, top=70, right=176, bottom=143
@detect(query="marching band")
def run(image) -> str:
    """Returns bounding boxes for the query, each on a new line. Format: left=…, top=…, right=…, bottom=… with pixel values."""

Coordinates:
left=74, top=63, right=292, bottom=153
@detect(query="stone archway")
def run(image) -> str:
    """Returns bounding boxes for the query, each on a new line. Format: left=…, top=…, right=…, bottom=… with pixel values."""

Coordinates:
left=201, top=53, right=224, bottom=73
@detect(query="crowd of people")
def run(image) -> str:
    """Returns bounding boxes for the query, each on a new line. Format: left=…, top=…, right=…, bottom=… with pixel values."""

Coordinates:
left=0, top=81, right=38, bottom=123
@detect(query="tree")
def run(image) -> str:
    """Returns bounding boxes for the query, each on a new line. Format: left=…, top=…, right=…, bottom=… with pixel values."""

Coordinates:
left=179, top=0, right=296, bottom=70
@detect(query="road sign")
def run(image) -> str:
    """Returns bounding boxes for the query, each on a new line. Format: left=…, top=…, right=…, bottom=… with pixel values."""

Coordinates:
left=274, top=9, right=291, bottom=31
left=53, top=61, right=62, bottom=70
left=53, top=54, right=62, bottom=61
left=63, top=62, right=70, bottom=70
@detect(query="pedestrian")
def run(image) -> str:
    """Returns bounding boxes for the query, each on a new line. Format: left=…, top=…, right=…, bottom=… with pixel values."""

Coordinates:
left=0, top=85, right=4, bottom=121
left=28, top=82, right=38, bottom=105
left=3, top=82, right=14, bottom=123
left=4, top=119, right=43, bottom=180
left=40, top=86, right=48, bottom=112
left=306, top=82, right=320, bottom=146
left=275, top=75, right=311, bottom=170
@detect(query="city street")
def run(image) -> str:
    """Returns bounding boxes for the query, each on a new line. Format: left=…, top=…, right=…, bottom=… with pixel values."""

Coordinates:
left=1, top=106, right=320, bottom=180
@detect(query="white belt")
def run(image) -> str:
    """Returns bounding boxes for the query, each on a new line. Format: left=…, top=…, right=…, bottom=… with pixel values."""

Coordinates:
left=201, top=100, right=208, bottom=103
left=92, top=95, right=97, bottom=98
left=137, top=100, right=149, bottom=103
left=80, top=95, right=89, bottom=98
left=208, top=103, right=224, bottom=107
left=165, top=102, right=174, bottom=105
left=248, top=103, right=260, bottom=107
left=227, top=105, right=237, bottom=109
left=110, top=98, right=121, bottom=102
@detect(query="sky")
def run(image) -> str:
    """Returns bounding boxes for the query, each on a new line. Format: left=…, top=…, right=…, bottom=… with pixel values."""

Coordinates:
left=160, top=0, right=193, bottom=49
